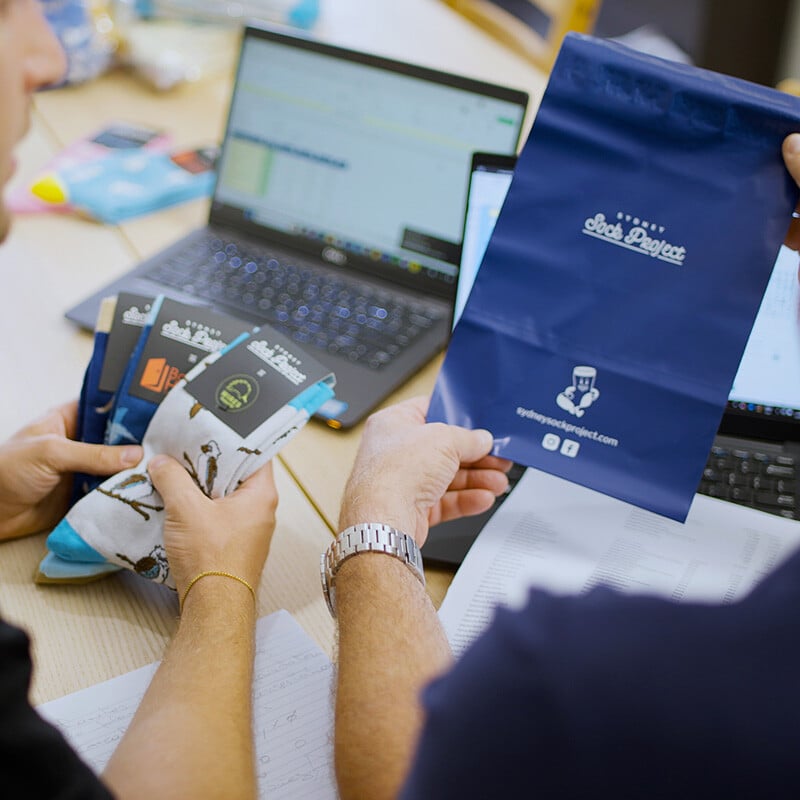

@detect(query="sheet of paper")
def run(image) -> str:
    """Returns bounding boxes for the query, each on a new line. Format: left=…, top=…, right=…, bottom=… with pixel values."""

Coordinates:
left=439, top=469, right=800, bottom=656
left=38, top=610, right=337, bottom=799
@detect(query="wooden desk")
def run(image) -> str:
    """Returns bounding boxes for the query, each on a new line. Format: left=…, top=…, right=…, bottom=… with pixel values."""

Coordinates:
left=0, top=0, right=547, bottom=699
left=0, top=460, right=335, bottom=705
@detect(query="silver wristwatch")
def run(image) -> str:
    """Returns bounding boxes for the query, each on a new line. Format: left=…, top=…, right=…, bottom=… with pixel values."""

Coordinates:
left=320, top=522, right=425, bottom=617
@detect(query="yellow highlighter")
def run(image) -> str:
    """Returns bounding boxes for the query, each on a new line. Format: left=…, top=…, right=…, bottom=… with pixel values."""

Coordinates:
left=30, top=173, right=69, bottom=205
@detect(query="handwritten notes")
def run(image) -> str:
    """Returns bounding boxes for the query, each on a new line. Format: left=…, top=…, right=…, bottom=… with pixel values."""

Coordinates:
left=38, top=610, right=337, bottom=799
left=251, top=613, right=336, bottom=797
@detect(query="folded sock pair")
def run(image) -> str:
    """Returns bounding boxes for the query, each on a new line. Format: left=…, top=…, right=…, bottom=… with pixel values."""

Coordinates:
left=39, top=296, right=164, bottom=584
left=47, top=333, right=334, bottom=589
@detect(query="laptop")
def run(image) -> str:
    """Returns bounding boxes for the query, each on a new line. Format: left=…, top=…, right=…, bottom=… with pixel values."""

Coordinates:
left=424, top=151, right=800, bottom=566
left=65, top=24, right=529, bottom=429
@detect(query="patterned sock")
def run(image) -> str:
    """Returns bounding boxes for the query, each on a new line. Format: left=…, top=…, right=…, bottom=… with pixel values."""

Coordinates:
left=47, top=333, right=335, bottom=588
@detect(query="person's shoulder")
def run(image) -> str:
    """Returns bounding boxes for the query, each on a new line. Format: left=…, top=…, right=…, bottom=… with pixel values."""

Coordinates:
left=0, top=614, right=33, bottom=704
left=0, top=614, right=30, bottom=661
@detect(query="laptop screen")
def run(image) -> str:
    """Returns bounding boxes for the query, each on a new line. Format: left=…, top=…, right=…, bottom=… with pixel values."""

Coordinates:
left=457, top=153, right=800, bottom=443
left=723, top=244, right=800, bottom=441
left=211, top=26, right=528, bottom=298
left=453, top=153, right=517, bottom=329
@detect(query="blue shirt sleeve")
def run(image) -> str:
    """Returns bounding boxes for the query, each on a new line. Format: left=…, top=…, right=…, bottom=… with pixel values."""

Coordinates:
left=401, top=548, right=800, bottom=799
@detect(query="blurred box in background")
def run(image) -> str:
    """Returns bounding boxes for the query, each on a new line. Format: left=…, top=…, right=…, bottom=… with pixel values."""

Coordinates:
left=41, top=0, right=119, bottom=85
left=444, top=0, right=800, bottom=88
left=442, top=0, right=601, bottom=71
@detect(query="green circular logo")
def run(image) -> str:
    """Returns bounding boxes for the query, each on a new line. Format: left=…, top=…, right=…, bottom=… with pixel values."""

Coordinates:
left=215, top=374, right=259, bottom=412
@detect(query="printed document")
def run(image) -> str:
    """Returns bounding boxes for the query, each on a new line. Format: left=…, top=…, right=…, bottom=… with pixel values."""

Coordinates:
left=439, top=469, right=800, bottom=656
left=39, top=610, right=337, bottom=799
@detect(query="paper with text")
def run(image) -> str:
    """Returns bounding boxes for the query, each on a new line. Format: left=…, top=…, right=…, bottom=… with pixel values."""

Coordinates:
left=439, top=469, right=800, bottom=656
left=38, top=610, right=337, bottom=799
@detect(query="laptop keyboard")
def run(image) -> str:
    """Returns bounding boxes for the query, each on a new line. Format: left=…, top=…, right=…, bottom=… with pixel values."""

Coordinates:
left=697, top=444, right=797, bottom=519
left=145, top=232, right=446, bottom=370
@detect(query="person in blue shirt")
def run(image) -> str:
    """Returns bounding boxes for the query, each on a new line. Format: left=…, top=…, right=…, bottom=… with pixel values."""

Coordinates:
left=331, top=137, right=800, bottom=796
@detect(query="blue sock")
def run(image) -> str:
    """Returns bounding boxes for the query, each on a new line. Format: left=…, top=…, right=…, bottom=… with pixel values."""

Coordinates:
left=71, top=322, right=115, bottom=503
left=104, top=295, right=164, bottom=446
left=35, top=552, right=120, bottom=585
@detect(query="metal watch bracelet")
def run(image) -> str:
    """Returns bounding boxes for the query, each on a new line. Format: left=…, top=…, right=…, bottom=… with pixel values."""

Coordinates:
left=320, top=522, right=425, bottom=617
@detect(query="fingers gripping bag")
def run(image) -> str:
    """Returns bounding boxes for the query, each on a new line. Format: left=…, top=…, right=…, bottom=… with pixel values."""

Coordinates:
left=428, top=33, right=800, bottom=522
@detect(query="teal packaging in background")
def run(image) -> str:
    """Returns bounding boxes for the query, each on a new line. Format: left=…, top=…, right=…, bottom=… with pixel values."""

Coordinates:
left=133, top=0, right=320, bottom=29
left=10, top=123, right=170, bottom=214
left=33, top=146, right=218, bottom=224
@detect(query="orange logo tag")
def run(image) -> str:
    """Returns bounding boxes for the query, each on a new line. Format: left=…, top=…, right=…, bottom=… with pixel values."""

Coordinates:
left=140, top=358, right=183, bottom=394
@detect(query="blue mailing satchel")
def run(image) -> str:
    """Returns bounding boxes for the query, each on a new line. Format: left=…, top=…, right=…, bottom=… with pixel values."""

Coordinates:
left=428, top=33, right=800, bottom=522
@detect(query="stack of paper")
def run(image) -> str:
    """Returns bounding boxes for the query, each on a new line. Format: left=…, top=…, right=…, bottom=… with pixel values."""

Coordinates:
left=39, top=611, right=337, bottom=799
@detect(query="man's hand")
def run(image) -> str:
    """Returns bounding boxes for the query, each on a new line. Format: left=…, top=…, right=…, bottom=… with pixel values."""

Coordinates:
left=335, top=396, right=506, bottom=800
left=339, top=396, right=511, bottom=546
left=0, top=401, right=142, bottom=541
left=784, top=133, right=800, bottom=251
left=148, top=456, right=278, bottom=598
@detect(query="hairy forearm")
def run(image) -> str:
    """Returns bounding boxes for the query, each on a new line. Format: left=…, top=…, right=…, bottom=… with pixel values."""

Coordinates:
left=334, top=553, right=452, bottom=800
left=102, top=579, right=257, bottom=800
